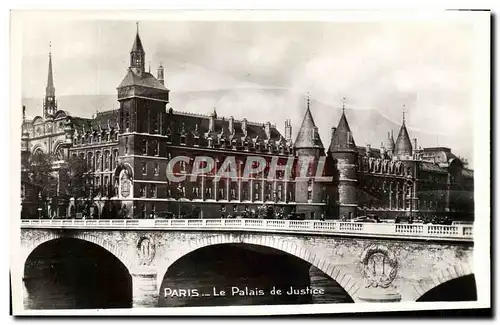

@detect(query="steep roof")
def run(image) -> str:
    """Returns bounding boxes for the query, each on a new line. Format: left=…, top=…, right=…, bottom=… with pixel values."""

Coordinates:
left=131, top=30, right=145, bottom=53
left=329, top=111, right=356, bottom=152
left=118, top=70, right=169, bottom=91
left=394, top=121, right=412, bottom=156
left=293, top=106, right=324, bottom=149
left=166, top=111, right=285, bottom=145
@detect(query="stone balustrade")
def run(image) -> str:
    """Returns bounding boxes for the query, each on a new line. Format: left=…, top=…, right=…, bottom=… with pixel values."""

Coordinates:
left=20, top=219, right=473, bottom=242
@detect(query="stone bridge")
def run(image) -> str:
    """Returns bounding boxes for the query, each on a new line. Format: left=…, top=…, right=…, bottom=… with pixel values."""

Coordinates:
left=19, top=219, right=474, bottom=307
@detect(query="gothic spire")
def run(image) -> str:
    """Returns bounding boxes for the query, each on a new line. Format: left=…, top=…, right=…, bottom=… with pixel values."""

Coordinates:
left=131, top=22, right=145, bottom=53
left=43, top=42, right=57, bottom=117
left=130, top=22, right=145, bottom=73
left=46, top=42, right=55, bottom=98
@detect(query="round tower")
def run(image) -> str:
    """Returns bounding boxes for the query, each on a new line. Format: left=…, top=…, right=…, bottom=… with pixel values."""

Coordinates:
left=293, top=95, right=326, bottom=219
left=328, top=103, right=358, bottom=220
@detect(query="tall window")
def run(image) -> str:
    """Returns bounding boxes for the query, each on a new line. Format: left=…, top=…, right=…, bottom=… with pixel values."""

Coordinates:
left=152, top=140, right=159, bottom=156
left=151, top=184, right=157, bottom=198
left=125, top=138, right=129, bottom=155
left=125, top=111, right=130, bottom=131
left=104, top=151, right=110, bottom=170
left=104, top=176, right=109, bottom=197
left=154, top=163, right=159, bottom=176
left=139, top=184, right=146, bottom=197
left=141, top=163, right=147, bottom=175
left=95, top=151, right=101, bottom=171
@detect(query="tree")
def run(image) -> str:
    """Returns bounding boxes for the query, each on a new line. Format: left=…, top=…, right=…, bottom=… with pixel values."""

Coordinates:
left=59, top=155, right=95, bottom=215
left=24, top=152, right=59, bottom=218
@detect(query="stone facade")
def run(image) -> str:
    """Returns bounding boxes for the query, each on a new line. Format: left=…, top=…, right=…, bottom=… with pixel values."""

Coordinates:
left=20, top=26, right=474, bottom=222
left=20, top=227, right=474, bottom=305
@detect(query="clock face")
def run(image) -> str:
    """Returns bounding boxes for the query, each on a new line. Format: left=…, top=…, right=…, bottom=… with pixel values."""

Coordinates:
left=120, top=171, right=131, bottom=198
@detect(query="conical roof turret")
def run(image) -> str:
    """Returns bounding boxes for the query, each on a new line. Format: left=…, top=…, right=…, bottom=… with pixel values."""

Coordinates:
left=394, top=110, right=413, bottom=156
left=293, top=95, right=324, bottom=150
left=328, top=102, right=356, bottom=152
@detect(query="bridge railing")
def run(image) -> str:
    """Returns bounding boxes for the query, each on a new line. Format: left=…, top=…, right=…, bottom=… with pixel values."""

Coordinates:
left=20, top=219, right=474, bottom=241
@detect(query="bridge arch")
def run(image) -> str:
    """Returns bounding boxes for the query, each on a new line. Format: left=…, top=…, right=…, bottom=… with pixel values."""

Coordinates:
left=412, top=262, right=474, bottom=301
left=156, top=233, right=361, bottom=300
left=21, top=231, right=133, bottom=274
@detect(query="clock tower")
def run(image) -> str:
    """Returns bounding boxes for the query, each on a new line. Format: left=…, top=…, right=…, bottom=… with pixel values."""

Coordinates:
left=116, top=23, right=170, bottom=216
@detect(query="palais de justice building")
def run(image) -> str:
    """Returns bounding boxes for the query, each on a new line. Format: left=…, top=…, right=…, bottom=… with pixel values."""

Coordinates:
left=20, top=28, right=474, bottom=221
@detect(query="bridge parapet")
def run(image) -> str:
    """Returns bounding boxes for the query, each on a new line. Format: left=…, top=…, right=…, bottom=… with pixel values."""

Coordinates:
left=20, top=219, right=473, bottom=242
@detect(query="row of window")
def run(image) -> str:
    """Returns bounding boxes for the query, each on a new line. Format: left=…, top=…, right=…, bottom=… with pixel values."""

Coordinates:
left=139, top=160, right=290, bottom=179
left=137, top=181, right=293, bottom=202
left=71, top=149, right=119, bottom=172
left=73, top=130, right=119, bottom=145
left=125, top=134, right=293, bottom=155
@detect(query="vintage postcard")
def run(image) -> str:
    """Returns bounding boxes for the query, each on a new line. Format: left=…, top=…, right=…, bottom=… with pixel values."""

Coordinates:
left=9, top=10, right=491, bottom=316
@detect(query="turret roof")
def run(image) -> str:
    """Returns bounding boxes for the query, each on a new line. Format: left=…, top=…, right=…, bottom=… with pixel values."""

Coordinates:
left=394, top=121, right=413, bottom=156
left=328, top=111, right=356, bottom=152
left=293, top=106, right=324, bottom=149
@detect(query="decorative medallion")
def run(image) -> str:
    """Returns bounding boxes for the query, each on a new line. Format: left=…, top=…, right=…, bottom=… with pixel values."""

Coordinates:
left=137, top=236, right=155, bottom=266
left=360, top=244, right=398, bottom=288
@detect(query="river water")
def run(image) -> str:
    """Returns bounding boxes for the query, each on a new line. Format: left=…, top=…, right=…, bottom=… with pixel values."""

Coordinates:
left=23, top=244, right=353, bottom=310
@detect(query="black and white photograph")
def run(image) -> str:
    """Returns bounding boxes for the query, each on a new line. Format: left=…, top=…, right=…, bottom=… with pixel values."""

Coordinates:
left=9, top=10, right=490, bottom=315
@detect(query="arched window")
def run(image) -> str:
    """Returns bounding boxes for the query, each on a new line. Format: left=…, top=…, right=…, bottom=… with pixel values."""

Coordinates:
left=104, top=151, right=110, bottom=170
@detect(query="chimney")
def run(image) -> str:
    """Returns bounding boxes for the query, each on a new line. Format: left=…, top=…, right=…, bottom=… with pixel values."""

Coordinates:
left=366, top=144, right=371, bottom=155
left=209, top=111, right=216, bottom=132
left=157, top=64, right=164, bottom=85
left=229, top=116, right=234, bottom=134
left=413, top=138, right=418, bottom=150
left=265, top=121, right=271, bottom=139
left=285, top=119, right=292, bottom=142
left=242, top=118, right=248, bottom=136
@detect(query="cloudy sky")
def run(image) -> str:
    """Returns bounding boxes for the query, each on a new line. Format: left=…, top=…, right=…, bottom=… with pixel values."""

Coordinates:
left=20, top=15, right=478, bottom=166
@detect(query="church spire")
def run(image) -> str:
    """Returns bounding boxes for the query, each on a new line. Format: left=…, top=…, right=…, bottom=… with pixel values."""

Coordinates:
left=43, top=42, right=57, bottom=117
left=130, top=22, right=145, bottom=74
